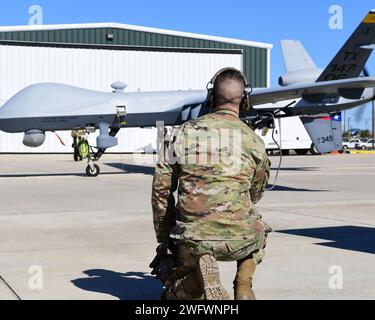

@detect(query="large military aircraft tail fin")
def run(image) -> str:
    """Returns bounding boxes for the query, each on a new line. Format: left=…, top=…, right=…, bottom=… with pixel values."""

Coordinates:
left=281, top=40, right=318, bottom=72
left=316, top=10, right=375, bottom=82
left=300, top=113, right=343, bottom=153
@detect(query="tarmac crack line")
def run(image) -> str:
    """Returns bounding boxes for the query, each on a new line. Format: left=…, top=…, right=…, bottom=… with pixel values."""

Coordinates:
left=259, top=206, right=375, bottom=228
left=0, top=242, right=153, bottom=254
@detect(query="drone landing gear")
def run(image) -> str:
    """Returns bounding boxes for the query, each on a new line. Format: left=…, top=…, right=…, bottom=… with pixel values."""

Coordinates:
left=82, top=145, right=103, bottom=178
left=72, top=130, right=102, bottom=177
left=86, top=161, right=100, bottom=177
left=72, top=126, right=120, bottom=177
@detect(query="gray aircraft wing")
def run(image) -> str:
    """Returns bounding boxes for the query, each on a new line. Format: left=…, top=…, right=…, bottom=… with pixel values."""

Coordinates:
left=1, top=77, right=375, bottom=133
left=250, top=77, right=375, bottom=107
left=0, top=83, right=208, bottom=133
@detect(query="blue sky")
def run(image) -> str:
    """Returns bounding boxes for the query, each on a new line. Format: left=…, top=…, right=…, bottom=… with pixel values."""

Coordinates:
left=0, top=0, right=374, bottom=129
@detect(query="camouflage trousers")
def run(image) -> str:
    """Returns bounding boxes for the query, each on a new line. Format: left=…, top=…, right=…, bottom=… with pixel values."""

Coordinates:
left=176, top=238, right=266, bottom=265
left=163, top=235, right=267, bottom=300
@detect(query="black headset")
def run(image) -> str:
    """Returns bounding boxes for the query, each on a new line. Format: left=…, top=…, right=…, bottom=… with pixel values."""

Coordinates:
left=206, top=67, right=253, bottom=113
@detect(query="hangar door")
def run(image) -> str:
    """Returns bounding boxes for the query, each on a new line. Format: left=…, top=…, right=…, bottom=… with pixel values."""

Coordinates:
left=0, top=43, right=243, bottom=153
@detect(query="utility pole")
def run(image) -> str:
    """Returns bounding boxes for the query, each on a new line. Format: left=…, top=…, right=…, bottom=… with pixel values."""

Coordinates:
left=372, top=101, right=374, bottom=149
left=348, top=117, right=351, bottom=135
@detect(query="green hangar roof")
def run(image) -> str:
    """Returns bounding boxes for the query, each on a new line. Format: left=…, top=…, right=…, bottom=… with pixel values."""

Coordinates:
left=0, top=22, right=273, bottom=88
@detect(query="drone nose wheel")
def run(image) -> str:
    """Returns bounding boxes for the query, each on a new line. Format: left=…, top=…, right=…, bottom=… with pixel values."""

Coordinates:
left=86, top=164, right=100, bottom=177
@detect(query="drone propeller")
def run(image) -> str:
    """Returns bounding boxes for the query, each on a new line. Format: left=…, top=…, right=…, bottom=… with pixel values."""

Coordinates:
left=363, top=67, right=370, bottom=78
left=355, top=67, right=373, bottom=122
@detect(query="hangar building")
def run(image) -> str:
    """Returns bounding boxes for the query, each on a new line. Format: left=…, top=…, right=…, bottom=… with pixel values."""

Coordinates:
left=0, top=23, right=272, bottom=153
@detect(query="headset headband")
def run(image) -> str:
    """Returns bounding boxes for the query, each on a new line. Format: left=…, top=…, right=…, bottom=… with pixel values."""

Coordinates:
left=206, top=67, right=252, bottom=113
left=207, top=67, right=249, bottom=90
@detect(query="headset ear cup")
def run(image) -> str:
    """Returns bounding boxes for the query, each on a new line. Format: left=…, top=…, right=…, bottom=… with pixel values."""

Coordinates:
left=239, top=98, right=246, bottom=113
left=240, top=96, right=251, bottom=113
left=206, top=88, right=214, bottom=109
left=246, top=97, right=251, bottom=112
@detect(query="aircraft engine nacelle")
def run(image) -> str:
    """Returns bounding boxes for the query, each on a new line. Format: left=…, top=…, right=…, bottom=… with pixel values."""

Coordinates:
left=23, top=129, right=46, bottom=148
left=278, top=69, right=323, bottom=87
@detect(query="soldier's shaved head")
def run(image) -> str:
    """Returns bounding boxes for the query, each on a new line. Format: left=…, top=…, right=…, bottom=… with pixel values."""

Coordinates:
left=213, top=69, right=246, bottom=111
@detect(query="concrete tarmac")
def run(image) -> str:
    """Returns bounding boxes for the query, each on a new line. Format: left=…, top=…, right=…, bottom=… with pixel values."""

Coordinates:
left=0, top=153, right=374, bottom=300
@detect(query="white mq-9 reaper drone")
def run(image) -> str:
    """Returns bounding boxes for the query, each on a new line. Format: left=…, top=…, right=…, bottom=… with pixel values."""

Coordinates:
left=0, top=11, right=375, bottom=176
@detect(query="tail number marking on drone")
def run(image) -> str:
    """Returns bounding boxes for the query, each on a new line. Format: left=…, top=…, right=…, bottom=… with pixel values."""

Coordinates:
left=317, top=135, right=334, bottom=145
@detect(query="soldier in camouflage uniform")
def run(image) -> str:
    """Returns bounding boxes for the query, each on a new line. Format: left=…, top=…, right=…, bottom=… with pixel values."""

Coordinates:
left=151, top=68, right=271, bottom=300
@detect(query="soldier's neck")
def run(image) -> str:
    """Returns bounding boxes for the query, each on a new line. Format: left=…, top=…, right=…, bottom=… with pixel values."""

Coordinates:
left=214, top=105, right=240, bottom=117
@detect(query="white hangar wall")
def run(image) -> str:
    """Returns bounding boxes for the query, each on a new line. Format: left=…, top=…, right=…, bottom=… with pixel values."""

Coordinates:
left=0, top=44, right=243, bottom=153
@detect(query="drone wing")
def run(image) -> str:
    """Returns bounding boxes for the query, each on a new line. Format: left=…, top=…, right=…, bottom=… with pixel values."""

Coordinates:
left=249, top=77, right=375, bottom=109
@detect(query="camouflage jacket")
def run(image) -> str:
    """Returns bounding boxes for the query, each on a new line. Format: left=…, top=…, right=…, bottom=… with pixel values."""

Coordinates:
left=152, top=109, right=271, bottom=243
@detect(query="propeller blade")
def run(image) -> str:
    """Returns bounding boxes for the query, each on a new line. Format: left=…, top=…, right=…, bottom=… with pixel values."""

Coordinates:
left=356, top=67, right=374, bottom=121
left=363, top=67, right=370, bottom=77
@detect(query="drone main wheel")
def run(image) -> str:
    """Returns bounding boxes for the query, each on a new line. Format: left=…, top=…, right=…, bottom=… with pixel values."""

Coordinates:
left=86, top=164, right=100, bottom=177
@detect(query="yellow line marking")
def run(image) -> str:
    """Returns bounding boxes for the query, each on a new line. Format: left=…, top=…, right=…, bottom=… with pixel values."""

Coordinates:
left=349, top=150, right=375, bottom=155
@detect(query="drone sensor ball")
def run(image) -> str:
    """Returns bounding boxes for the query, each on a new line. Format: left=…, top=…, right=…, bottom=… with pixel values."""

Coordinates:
left=23, top=129, right=46, bottom=148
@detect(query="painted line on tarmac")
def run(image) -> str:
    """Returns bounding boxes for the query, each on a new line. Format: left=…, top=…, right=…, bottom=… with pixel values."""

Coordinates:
left=349, top=151, right=375, bottom=155
left=0, top=171, right=153, bottom=179
left=261, top=199, right=375, bottom=208
left=271, top=171, right=375, bottom=176
left=0, top=275, right=21, bottom=300
left=0, top=208, right=149, bottom=216
left=0, top=242, right=151, bottom=254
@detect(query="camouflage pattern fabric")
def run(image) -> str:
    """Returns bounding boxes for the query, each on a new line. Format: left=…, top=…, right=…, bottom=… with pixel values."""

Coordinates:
left=71, top=129, right=85, bottom=139
left=162, top=238, right=268, bottom=300
left=152, top=109, right=271, bottom=244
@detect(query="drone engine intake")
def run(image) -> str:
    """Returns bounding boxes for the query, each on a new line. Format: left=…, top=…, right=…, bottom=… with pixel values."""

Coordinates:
left=23, top=129, right=46, bottom=148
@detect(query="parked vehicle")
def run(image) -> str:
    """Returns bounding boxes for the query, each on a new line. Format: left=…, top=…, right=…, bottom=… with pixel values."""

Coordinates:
left=343, top=139, right=362, bottom=150
left=260, top=117, right=316, bottom=155
left=355, top=139, right=375, bottom=150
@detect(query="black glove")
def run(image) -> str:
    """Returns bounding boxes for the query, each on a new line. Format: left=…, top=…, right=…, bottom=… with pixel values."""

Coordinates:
left=149, top=242, right=176, bottom=284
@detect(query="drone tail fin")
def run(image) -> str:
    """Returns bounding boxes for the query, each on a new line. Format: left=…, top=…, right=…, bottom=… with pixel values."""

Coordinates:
left=280, top=40, right=318, bottom=73
left=316, top=10, right=375, bottom=82
left=300, top=113, right=343, bottom=153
